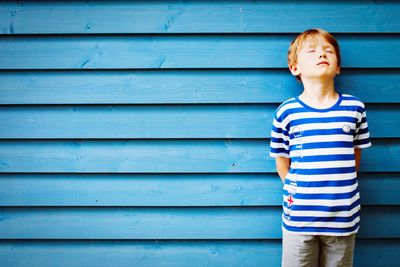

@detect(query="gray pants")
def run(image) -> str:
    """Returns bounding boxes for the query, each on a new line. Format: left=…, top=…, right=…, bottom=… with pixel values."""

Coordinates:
left=282, top=230, right=356, bottom=267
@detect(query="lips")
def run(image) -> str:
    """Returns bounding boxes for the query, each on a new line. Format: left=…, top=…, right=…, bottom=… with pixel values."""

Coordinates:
left=317, top=61, right=330, bottom=65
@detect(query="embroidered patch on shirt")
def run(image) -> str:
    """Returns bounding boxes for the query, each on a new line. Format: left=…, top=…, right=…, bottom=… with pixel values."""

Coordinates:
left=342, top=124, right=351, bottom=133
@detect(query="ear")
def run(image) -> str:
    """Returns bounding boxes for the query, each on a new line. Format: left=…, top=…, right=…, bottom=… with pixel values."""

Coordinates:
left=336, top=66, right=341, bottom=75
left=289, top=64, right=300, bottom=76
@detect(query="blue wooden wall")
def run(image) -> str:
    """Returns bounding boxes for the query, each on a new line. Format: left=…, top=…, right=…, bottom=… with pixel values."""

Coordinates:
left=0, top=1, right=399, bottom=266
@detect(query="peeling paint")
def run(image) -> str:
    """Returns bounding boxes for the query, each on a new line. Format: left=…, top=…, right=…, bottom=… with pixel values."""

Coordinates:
left=80, top=59, right=91, bottom=68
left=158, top=57, right=167, bottom=68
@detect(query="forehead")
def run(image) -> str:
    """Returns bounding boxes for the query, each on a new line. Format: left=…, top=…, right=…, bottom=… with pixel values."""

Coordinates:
left=300, top=36, right=334, bottom=49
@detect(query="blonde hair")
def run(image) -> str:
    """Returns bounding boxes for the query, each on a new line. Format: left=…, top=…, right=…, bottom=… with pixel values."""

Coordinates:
left=288, top=28, right=341, bottom=82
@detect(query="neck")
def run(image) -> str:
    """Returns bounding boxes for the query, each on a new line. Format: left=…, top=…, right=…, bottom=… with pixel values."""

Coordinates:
left=299, top=79, right=338, bottom=108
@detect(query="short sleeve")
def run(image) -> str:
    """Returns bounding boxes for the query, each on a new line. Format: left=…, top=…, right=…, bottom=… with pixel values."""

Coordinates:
left=354, top=106, right=372, bottom=149
left=270, top=113, right=290, bottom=158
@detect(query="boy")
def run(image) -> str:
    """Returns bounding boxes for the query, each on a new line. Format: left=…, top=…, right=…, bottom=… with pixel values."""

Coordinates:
left=270, top=28, right=371, bottom=267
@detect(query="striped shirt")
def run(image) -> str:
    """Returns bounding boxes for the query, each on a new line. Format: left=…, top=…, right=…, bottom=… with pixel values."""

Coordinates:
left=270, top=93, right=371, bottom=236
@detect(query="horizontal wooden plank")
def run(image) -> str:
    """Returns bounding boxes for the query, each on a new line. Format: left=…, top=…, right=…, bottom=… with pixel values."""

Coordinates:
left=0, top=239, right=398, bottom=267
left=0, top=206, right=398, bottom=239
left=0, top=173, right=280, bottom=206
left=6, top=104, right=273, bottom=138
left=0, top=139, right=270, bottom=173
left=358, top=173, right=400, bottom=205
left=0, top=1, right=399, bottom=34
left=0, top=35, right=398, bottom=69
left=0, top=207, right=282, bottom=239
left=355, top=239, right=400, bottom=267
left=3, top=240, right=280, bottom=267
left=0, top=104, right=397, bottom=138
left=0, top=139, right=397, bottom=173
left=1, top=69, right=399, bottom=104
left=0, top=173, right=397, bottom=206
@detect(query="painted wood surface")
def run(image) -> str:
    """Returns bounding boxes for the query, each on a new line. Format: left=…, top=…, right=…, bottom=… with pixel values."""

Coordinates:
left=0, top=1, right=399, bottom=33
left=0, top=1, right=399, bottom=266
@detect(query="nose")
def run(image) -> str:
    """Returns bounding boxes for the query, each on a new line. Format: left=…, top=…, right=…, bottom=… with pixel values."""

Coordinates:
left=319, top=50, right=327, bottom=58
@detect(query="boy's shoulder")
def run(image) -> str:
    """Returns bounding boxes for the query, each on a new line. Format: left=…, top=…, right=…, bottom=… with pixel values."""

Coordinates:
left=274, top=97, right=299, bottom=119
left=340, top=93, right=366, bottom=108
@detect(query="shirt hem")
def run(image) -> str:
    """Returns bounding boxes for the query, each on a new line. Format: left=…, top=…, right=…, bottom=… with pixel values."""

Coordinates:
left=270, top=152, right=290, bottom=158
left=282, top=226, right=359, bottom=237
left=354, top=142, right=372, bottom=149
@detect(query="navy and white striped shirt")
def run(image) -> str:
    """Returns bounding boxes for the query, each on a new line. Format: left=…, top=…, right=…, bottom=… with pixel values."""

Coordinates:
left=270, top=93, right=371, bottom=236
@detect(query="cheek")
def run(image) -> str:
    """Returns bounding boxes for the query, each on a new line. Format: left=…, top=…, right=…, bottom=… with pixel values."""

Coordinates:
left=330, top=57, right=339, bottom=67
left=329, top=54, right=338, bottom=61
left=296, top=55, right=312, bottom=66
left=298, top=58, right=313, bottom=69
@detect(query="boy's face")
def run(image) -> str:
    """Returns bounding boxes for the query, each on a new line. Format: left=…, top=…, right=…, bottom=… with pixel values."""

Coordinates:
left=289, top=36, right=340, bottom=81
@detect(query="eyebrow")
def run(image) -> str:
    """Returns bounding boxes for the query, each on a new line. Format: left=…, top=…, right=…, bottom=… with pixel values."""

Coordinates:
left=305, top=44, right=334, bottom=49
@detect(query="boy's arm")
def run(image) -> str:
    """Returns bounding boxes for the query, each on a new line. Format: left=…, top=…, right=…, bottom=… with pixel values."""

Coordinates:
left=275, top=156, right=290, bottom=183
left=355, top=148, right=362, bottom=172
